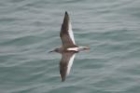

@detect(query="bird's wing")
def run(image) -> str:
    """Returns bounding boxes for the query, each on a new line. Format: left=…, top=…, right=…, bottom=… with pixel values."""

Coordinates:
left=59, top=52, right=76, bottom=81
left=60, top=11, right=76, bottom=48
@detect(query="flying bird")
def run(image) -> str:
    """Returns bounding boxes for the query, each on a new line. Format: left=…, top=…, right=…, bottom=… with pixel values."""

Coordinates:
left=49, top=11, right=89, bottom=81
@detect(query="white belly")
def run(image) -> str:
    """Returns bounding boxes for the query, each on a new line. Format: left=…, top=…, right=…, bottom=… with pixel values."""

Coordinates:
left=67, top=47, right=79, bottom=51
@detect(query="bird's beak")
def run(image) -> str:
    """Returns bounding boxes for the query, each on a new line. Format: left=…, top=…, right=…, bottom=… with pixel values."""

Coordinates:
left=87, top=47, right=90, bottom=50
left=48, top=50, right=55, bottom=53
left=85, top=46, right=90, bottom=51
left=85, top=46, right=90, bottom=50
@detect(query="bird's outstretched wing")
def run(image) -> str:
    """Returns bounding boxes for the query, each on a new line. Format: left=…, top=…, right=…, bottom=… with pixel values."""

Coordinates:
left=59, top=52, right=76, bottom=81
left=60, top=11, right=76, bottom=48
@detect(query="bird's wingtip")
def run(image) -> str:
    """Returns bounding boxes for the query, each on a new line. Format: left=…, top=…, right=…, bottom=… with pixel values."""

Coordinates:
left=61, top=78, right=65, bottom=82
left=65, top=11, right=68, bottom=15
left=61, top=74, right=66, bottom=82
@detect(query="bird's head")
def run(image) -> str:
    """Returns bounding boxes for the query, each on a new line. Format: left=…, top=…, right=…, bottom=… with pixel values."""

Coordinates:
left=79, top=46, right=90, bottom=51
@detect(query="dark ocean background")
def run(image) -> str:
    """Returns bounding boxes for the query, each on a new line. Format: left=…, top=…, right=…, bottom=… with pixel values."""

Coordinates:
left=0, top=0, right=140, bottom=93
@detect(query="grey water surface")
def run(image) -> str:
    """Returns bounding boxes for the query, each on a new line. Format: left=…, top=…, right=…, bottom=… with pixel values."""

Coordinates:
left=0, top=0, right=140, bottom=93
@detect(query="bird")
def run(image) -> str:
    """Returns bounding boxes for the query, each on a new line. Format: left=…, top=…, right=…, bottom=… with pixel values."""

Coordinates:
left=49, top=11, right=89, bottom=82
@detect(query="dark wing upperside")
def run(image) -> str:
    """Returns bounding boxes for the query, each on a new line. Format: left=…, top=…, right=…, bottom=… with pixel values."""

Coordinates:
left=59, top=52, right=76, bottom=82
left=60, top=11, right=76, bottom=48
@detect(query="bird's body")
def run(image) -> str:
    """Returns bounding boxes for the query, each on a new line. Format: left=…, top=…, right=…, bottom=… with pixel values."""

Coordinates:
left=49, top=11, right=89, bottom=81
